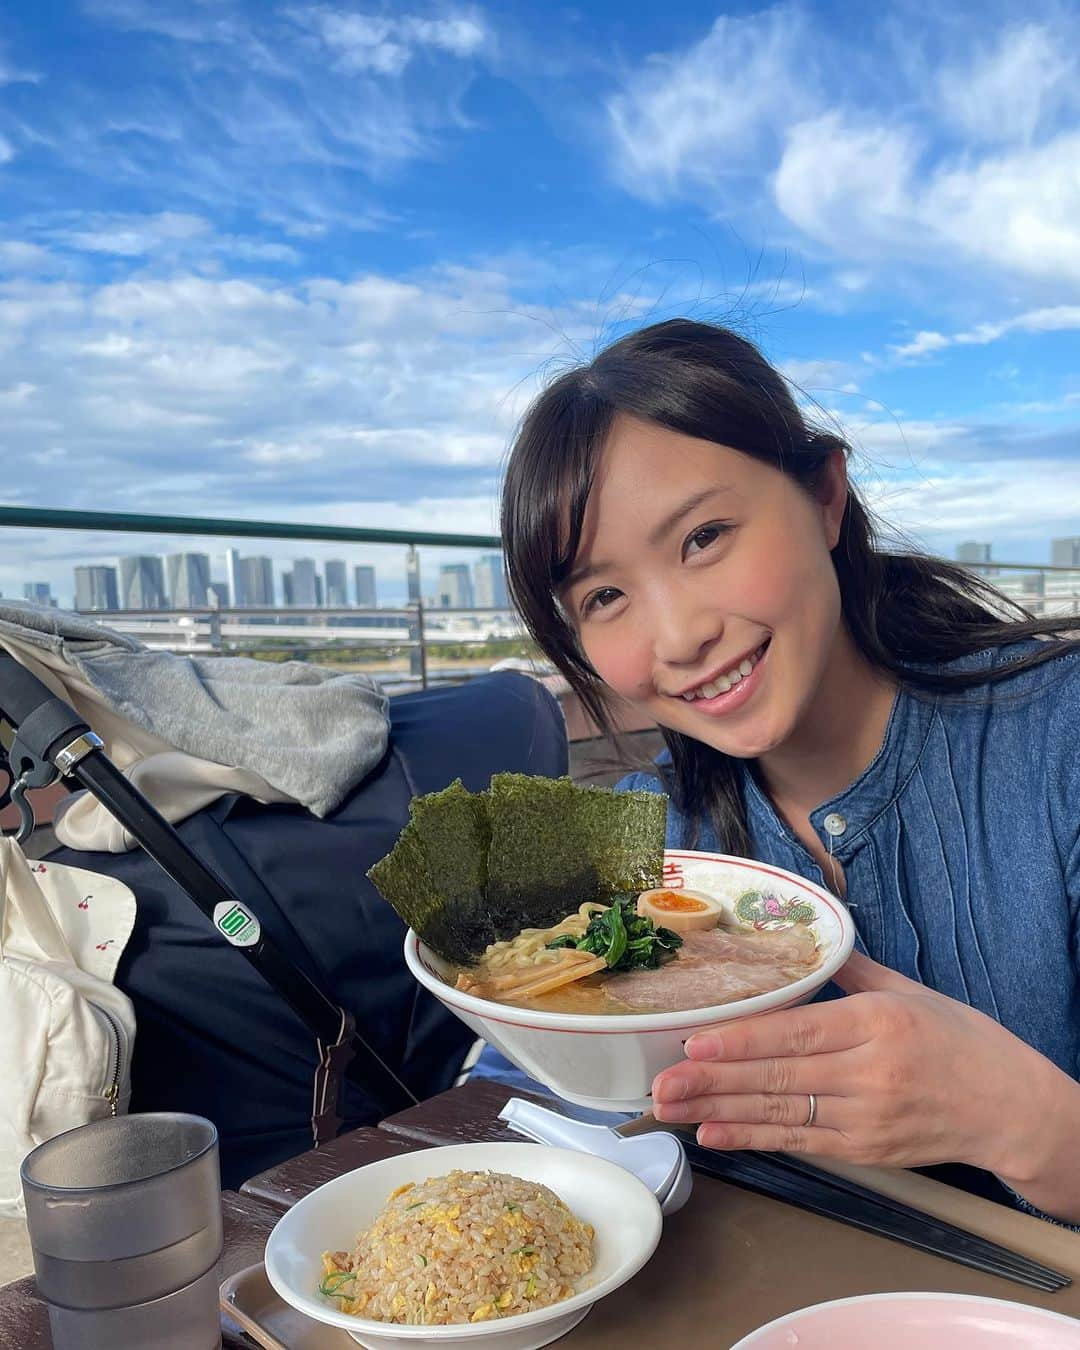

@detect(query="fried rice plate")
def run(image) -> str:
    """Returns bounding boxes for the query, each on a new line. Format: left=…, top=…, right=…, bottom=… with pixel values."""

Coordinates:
left=320, top=1168, right=596, bottom=1326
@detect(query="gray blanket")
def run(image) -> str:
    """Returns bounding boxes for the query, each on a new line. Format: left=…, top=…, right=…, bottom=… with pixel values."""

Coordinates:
left=0, top=600, right=389, bottom=817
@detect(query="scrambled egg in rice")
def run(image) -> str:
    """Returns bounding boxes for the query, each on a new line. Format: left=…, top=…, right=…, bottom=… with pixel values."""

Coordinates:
left=320, top=1169, right=595, bottom=1325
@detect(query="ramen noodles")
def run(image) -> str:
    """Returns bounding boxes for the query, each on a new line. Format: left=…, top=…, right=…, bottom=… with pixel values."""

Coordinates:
left=451, top=889, right=822, bottom=1014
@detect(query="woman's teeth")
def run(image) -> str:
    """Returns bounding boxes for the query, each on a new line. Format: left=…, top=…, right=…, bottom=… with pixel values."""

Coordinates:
left=681, top=646, right=765, bottom=701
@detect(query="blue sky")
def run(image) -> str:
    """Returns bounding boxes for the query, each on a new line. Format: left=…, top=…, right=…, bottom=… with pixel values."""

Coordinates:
left=2, top=0, right=1080, bottom=604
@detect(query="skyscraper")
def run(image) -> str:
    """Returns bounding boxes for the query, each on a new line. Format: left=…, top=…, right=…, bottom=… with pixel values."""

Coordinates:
left=1051, top=537, right=1080, bottom=567
left=208, top=582, right=229, bottom=608
left=75, top=565, right=120, bottom=611
left=225, top=547, right=244, bottom=606
left=324, top=559, right=348, bottom=608
left=354, top=564, right=377, bottom=608
left=473, top=553, right=508, bottom=608
left=287, top=558, right=319, bottom=606
left=438, top=563, right=475, bottom=608
left=22, top=582, right=55, bottom=607
left=405, top=546, right=421, bottom=604
left=165, top=552, right=211, bottom=608
left=957, top=541, right=992, bottom=564
left=238, top=556, right=274, bottom=606
left=119, top=555, right=167, bottom=609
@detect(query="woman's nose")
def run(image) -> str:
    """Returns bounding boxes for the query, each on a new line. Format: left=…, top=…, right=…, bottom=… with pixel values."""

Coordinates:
left=649, top=593, right=723, bottom=667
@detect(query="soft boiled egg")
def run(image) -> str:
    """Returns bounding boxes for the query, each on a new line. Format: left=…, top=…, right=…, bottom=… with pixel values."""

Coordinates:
left=636, top=887, right=724, bottom=933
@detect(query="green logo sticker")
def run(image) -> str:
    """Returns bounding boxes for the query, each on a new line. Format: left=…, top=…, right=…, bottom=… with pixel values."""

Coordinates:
left=212, top=901, right=261, bottom=948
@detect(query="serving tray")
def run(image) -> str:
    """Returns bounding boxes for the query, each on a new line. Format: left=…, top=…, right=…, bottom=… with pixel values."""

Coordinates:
left=221, top=1263, right=356, bottom=1349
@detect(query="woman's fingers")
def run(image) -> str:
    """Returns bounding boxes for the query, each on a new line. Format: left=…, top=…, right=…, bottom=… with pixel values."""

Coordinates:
left=653, top=1047, right=855, bottom=1105
left=695, top=1120, right=849, bottom=1155
left=682, top=996, right=873, bottom=1064
left=653, top=1090, right=842, bottom=1129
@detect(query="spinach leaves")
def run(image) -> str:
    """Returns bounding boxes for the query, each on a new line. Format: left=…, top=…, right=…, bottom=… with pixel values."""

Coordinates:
left=546, top=894, right=682, bottom=971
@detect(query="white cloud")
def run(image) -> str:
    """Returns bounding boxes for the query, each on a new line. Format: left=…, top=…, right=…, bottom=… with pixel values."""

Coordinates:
left=936, top=23, right=1078, bottom=146
left=886, top=330, right=951, bottom=362
left=774, top=112, right=923, bottom=253
left=39, top=211, right=303, bottom=266
left=606, top=7, right=815, bottom=201
left=298, top=7, right=488, bottom=75
left=68, top=0, right=494, bottom=206
left=0, top=241, right=53, bottom=271
left=862, top=459, right=1080, bottom=545
left=0, top=45, right=41, bottom=86
left=780, top=357, right=859, bottom=393
left=55, top=212, right=210, bottom=257
left=0, top=262, right=589, bottom=539
left=0, top=133, right=15, bottom=165
left=605, top=10, right=1080, bottom=296
left=885, top=304, right=1080, bottom=363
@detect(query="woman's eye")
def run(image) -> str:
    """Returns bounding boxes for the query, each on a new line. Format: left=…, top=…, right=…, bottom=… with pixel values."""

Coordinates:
left=684, top=523, right=730, bottom=557
left=582, top=586, right=623, bottom=615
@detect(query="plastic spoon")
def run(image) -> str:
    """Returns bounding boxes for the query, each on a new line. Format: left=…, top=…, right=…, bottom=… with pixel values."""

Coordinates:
left=498, top=1098, right=692, bottom=1216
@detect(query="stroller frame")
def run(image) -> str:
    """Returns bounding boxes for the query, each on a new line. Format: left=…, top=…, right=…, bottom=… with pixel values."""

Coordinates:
left=0, top=653, right=417, bottom=1145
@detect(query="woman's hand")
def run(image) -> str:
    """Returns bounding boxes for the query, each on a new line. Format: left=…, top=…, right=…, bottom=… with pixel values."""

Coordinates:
left=651, top=951, right=1073, bottom=1186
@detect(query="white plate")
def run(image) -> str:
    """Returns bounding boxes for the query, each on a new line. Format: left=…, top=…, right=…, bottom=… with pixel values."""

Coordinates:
left=264, top=1142, right=663, bottom=1350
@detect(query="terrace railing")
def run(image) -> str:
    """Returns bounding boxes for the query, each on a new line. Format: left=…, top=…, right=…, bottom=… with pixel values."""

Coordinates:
left=958, top=560, right=1080, bottom=617
left=0, top=506, right=533, bottom=693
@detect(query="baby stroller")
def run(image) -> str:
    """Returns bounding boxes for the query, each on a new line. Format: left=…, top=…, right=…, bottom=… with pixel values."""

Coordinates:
left=0, top=654, right=567, bottom=1186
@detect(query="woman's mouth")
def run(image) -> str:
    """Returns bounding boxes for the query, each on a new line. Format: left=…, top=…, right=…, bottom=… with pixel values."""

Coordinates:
left=673, top=639, right=770, bottom=716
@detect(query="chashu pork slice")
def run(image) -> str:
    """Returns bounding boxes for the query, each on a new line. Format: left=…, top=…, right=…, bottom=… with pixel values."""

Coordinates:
left=603, top=926, right=819, bottom=1014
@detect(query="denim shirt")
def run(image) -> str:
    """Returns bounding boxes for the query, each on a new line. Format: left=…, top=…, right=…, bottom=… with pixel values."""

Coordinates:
left=618, top=642, right=1080, bottom=1213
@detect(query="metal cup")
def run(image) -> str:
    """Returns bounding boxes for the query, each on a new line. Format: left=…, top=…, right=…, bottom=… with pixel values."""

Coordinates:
left=21, top=1113, right=223, bottom=1350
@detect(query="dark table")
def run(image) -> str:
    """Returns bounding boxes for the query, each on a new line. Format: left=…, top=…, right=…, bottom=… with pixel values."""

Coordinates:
left=4, top=1078, right=1080, bottom=1348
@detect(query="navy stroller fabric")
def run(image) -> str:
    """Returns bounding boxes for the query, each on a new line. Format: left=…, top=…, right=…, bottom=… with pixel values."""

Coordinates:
left=43, top=671, right=567, bottom=1187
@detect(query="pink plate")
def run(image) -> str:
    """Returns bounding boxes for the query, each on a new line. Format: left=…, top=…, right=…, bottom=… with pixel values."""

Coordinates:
left=731, top=1292, right=1080, bottom=1348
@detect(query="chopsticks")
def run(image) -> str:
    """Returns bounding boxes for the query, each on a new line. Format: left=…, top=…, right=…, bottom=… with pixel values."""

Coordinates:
left=677, top=1138, right=1071, bottom=1292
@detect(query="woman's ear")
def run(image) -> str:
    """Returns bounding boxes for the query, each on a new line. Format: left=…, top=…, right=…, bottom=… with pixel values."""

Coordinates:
left=819, top=449, right=849, bottom=550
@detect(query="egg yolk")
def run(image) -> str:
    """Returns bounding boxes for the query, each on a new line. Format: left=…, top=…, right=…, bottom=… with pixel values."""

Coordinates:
left=648, top=891, right=709, bottom=913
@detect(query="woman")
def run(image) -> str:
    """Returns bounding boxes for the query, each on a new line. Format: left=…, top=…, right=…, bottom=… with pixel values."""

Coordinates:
left=499, top=319, right=1080, bottom=1222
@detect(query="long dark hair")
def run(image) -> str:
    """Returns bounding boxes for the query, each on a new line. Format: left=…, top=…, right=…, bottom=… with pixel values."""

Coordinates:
left=501, top=319, right=1080, bottom=854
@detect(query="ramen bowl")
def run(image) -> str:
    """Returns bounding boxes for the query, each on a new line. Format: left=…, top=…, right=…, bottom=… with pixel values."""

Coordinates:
left=404, top=849, right=855, bottom=1112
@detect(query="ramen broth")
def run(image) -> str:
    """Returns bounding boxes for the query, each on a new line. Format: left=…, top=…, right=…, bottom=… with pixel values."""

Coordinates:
left=453, top=922, right=822, bottom=1015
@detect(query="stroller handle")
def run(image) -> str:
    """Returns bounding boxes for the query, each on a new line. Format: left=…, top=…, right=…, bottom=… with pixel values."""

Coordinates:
left=0, top=654, right=92, bottom=760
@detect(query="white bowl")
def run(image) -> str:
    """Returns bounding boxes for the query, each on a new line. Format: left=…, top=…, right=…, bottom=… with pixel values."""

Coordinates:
left=729, top=1292, right=1080, bottom=1348
left=405, top=849, right=855, bottom=1112
left=264, top=1141, right=663, bottom=1350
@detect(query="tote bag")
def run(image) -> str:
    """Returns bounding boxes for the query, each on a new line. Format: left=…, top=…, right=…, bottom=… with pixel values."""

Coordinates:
left=0, top=837, right=137, bottom=1217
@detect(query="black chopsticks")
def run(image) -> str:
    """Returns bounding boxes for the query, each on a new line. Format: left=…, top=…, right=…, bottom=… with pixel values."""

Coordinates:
left=677, top=1138, right=1071, bottom=1292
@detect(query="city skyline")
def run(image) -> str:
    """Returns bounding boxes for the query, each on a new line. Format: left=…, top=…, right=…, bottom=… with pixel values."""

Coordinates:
left=10, top=546, right=514, bottom=614
left=11, top=537, right=1079, bottom=617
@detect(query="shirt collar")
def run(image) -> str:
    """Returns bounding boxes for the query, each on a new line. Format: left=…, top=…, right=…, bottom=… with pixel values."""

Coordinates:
left=742, top=685, right=938, bottom=855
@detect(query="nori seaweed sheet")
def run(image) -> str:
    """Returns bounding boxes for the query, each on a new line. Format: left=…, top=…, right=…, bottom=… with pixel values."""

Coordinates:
left=409, top=779, right=490, bottom=910
left=366, top=773, right=668, bottom=965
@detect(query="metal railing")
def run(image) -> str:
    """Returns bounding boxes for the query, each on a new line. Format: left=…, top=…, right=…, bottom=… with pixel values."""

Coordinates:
left=5, top=507, right=1077, bottom=683
left=959, top=561, right=1080, bottom=617
left=0, top=506, right=535, bottom=693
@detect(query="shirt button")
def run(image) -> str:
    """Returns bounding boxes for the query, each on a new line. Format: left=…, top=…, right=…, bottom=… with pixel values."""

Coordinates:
left=823, top=812, right=847, bottom=837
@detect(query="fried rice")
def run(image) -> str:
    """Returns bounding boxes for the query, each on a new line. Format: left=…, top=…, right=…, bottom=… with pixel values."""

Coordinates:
left=320, top=1168, right=595, bottom=1326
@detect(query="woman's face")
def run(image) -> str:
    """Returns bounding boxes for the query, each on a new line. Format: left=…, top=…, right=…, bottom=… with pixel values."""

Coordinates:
left=562, top=414, right=849, bottom=760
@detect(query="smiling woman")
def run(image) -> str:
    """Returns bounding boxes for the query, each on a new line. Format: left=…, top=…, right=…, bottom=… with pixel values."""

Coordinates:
left=499, top=318, right=1080, bottom=1226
